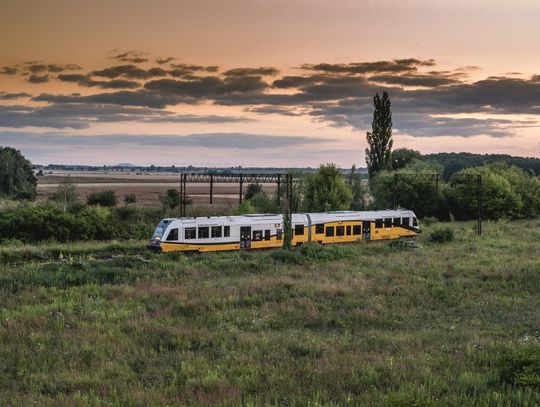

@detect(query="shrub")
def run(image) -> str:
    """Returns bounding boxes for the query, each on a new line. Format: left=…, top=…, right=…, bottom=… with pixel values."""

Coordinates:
left=499, top=346, right=540, bottom=388
left=0, top=203, right=114, bottom=242
left=124, top=193, right=137, bottom=204
left=303, top=164, right=352, bottom=211
left=87, top=190, right=117, bottom=207
left=428, top=226, right=454, bottom=243
left=245, top=183, right=263, bottom=201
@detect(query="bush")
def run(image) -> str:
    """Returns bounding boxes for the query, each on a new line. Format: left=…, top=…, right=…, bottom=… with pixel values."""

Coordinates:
left=428, top=226, right=454, bottom=243
left=245, top=183, right=263, bottom=201
left=499, top=346, right=540, bottom=388
left=87, top=190, right=117, bottom=207
left=0, top=203, right=114, bottom=242
left=160, top=189, right=183, bottom=209
left=124, top=193, right=137, bottom=204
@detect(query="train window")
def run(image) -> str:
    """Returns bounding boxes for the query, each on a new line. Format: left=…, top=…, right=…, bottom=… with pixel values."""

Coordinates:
left=166, top=228, right=178, bottom=241
left=253, top=230, right=263, bottom=241
left=336, top=226, right=345, bottom=236
left=185, top=228, right=196, bottom=239
left=326, top=226, right=335, bottom=237
left=346, top=225, right=351, bottom=235
left=224, top=226, right=230, bottom=237
left=375, top=219, right=383, bottom=229
left=413, top=217, right=418, bottom=226
left=384, top=218, right=392, bottom=228
left=294, top=224, right=304, bottom=235
left=198, top=227, right=209, bottom=239
left=264, top=230, right=271, bottom=241
left=393, top=218, right=401, bottom=226
left=402, top=217, right=409, bottom=226
left=353, top=225, right=361, bottom=235
left=276, top=229, right=283, bottom=240
left=315, top=224, right=324, bottom=234
left=211, top=226, right=222, bottom=238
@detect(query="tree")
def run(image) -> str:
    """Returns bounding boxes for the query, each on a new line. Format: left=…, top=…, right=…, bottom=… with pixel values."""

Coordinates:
left=50, top=177, right=77, bottom=211
left=370, top=160, right=445, bottom=218
left=0, top=146, right=37, bottom=199
left=391, top=148, right=422, bottom=170
left=347, top=164, right=368, bottom=210
left=303, top=164, right=352, bottom=212
left=249, top=192, right=280, bottom=213
left=245, top=183, right=263, bottom=201
left=87, top=190, right=118, bottom=207
left=365, top=92, right=393, bottom=179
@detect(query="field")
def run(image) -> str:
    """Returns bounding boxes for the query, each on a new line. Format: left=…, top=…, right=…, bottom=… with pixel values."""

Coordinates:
left=0, top=219, right=539, bottom=406
left=37, top=171, right=277, bottom=208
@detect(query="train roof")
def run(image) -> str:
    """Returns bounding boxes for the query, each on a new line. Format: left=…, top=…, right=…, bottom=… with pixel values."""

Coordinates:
left=164, top=209, right=415, bottom=225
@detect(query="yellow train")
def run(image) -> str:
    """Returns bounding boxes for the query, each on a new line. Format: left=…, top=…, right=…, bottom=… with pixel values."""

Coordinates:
left=149, top=210, right=421, bottom=253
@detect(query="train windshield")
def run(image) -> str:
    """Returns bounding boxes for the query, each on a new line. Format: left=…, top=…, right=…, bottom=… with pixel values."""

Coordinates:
left=152, top=225, right=166, bottom=240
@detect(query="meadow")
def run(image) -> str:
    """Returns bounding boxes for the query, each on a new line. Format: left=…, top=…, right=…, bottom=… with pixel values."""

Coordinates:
left=0, top=219, right=539, bottom=406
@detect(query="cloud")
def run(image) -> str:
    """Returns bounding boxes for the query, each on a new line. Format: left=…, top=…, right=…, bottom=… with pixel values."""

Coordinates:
left=367, top=73, right=461, bottom=87
left=0, top=92, right=31, bottom=100
left=144, top=75, right=269, bottom=99
left=0, top=131, right=330, bottom=150
left=245, top=106, right=301, bottom=116
left=301, top=58, right=436, bottom=74
left=0, top=103, right=252, bottom=129
left=109, top=50, right=149, bottom=63
left=27, top=74, right=49, bottom=83
left=0, top=66, right=18, bottom=75
left=24, top=63, right=82, bottom=74
left=156, top=57, right=176, bottom=65
left=223, top=67, right=279, bottom=76
left=91, top=65, right=168, bottom=79
left=57, top=74, right=140, bottom=89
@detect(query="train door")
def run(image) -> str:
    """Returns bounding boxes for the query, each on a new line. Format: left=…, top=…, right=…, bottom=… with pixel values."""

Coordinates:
left=240, top=226, right=251, bottom=249
left=362, top=221, right=371, bottom=241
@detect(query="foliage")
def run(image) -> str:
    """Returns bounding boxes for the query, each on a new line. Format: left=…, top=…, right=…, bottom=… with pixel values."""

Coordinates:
left=49, top=177, right=78, bottom=211
left=0, top=146, right=37, bottom=199
left=392, top=148, right=422, bottom=170
left=348, top=164, right=368, bottom=210
left=249, top=192, right=280, bottom=214
left=428, top=226, right=454, bottom=242
left=245, top=183, right=263, bottom=201
left=232, top=200, right=255, bottom=215
left=159, top=188, right=182, bottom=210
left=445, top=163, right=537, bottom=220
left=124, top=193, right=137, bottom=204
left=303, top=164, right=352, bottom=212
left=426, top=152, right=540, bottom=180
left=87, top=189, right=118, bottom=207
left=370, top=160, right=445, bottom=218
left=499, top=346, right=540, bottom=388
left=366, top=91, right=393, bottom=178
left=283, top=211, right=292, bottom=249
left=0, top=203, right=114, bottom=242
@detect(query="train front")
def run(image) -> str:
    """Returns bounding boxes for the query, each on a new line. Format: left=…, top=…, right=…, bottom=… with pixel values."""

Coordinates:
left=148, top=218, right=173, bottom=252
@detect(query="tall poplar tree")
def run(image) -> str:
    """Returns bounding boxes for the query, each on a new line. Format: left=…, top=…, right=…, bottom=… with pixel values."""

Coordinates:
left=365, top=92, right=393, bottom=179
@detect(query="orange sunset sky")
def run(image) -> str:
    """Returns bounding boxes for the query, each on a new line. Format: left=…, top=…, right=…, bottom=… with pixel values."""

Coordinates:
left=1, top=0, right=539, bottom=166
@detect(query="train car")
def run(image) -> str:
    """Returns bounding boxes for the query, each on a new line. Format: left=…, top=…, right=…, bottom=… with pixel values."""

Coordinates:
left=149, top=210, right=420, bottom=253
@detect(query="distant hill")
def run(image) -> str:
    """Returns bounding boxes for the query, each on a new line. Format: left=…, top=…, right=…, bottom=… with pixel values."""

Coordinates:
left=425, top=152, right=540, bottom=180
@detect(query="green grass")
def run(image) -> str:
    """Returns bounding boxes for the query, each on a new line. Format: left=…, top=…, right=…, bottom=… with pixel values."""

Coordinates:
left=0, top=220, right=539, bottom=406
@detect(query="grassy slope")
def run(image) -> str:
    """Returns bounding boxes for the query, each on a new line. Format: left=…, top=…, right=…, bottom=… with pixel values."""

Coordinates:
left=0, top=220, right=539, bottom=406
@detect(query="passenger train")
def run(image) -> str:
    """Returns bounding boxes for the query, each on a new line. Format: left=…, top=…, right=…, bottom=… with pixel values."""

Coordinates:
left=149, top=210, right=420, bottom=253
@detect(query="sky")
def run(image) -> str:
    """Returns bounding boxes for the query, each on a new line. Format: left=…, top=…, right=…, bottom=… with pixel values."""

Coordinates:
left=1, top=0, right=539, bottom=167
